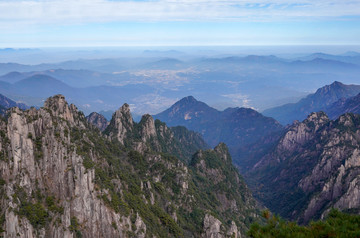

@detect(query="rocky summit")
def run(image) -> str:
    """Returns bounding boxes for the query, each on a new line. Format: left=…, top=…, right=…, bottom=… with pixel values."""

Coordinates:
left=0, top=94, right=260, bottom=237
left=86, top=112, right=109, bottom=131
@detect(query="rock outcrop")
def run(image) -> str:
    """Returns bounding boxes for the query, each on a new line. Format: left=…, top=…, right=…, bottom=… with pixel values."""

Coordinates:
left=86, top=112, right=109, bottom=131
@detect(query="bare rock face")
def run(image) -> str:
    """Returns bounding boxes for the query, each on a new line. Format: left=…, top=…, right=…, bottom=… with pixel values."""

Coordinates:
left=248, top=111, right=360, bottom=223
left=0, top=95, right=139, bottom=237
left=0, top=95, right=260, bottom=237
left=203, top=214, right=223, bottom=238
left=86, top=112, right=109, bottom=131
left=106, top=103, right=133, bottom=144
left=202, top=214, right=241, bottom=238
left=254, top=111, right=329, bottom=169
left=139, top=114, right=157, bottom=142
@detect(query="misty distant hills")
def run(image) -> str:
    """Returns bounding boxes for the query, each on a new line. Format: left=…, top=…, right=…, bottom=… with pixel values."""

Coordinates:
left=141, top=58, right=185, bottom=70
left=1, top=52, right=360, bottom=115
left=0, top=71, right=28, bottom=83
left=0, top=69, right=138, bottom=88
left=298, top=52, right=360, bottom=65
left=0, top=74, right=155, bottom=114
left=0, top=93, right=28, bottom=115
left=154, top=96, right=283, bottom=168
left=263, top=81, right=360, bottom=125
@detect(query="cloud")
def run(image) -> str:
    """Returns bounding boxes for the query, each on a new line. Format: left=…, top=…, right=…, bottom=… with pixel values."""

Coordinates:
left=222, top=93, right=251, bottom=107
left=0, top=0, right=359, bottom=27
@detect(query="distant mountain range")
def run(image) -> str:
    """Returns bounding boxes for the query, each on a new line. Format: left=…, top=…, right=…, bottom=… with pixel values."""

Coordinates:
left=1, top=52, right=360, bottom=115
left=297, top=52, right=360, bottom=65
left=154, top=96, right=284, bottom=169
left=0, top=74, right=156, bottom=115
left=0, top=93, right=28, bottom=115
left=263, top=81, right=360, bottom=124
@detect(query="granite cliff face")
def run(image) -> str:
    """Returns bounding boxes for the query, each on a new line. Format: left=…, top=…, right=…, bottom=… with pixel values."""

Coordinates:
left=0, top=95, right=259, bottom=237
left=248, top=111, right=360, bottom=223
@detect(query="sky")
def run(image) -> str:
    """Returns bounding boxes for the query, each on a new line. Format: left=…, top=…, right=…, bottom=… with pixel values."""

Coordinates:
left=1, top=0, right=360, bottom=47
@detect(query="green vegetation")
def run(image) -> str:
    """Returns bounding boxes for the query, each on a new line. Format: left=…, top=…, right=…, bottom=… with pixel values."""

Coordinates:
left=12, top=186, right=64, bottom=230
left=248, top=209, right=360, bottom=238
left=69, top=216, right=82, bottom=238
left=18, top=202, right=48, bottom=229
left=82, top=156, right=95, bottom=170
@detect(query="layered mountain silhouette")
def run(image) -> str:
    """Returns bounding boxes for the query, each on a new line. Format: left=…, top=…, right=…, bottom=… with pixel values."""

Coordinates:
left=154, top=96, right=284, bottom=169
left=263, top=81, right=360, bottom=124
left=0, top=93, right=28, bottom=115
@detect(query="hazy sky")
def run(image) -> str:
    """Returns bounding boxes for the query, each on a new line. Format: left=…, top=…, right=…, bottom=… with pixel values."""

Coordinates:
left=1, top=0, right=360, bottom=47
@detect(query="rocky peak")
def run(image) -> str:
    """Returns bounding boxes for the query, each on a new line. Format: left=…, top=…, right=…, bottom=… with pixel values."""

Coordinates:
left=86, top=112, right=109, bottom=131
left=337, top=113, right=358, bottom=127
left=214, top=143, right=230, bottom=162
left=107, top=103, right=134, bottom=144
left=178, top=95, right=197, bottom=104
left=139, top=114, right=156, bottom=142
left=44, top=94, right=76, bottom=121
left=304, top=111, right=329, bottom=129
left=273, top=112, right=329, bottom=156
left=317, top=81, right=344, bottom=94
left=43, top=94, right=79, bottom=124
left=113, top=103, right=133, bottom=123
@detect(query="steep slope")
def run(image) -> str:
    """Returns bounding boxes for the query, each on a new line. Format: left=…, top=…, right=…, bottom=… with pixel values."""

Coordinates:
left=86, top=112, right=109, bottom=131
left=154, top=96, right=219, bottom=129
left=154, top=96, right=283, bottom=169
left=104, top=103, right=209, bottom=164
left=263, top=81, right=360, bottom=125
left=326, top=93, right=360, bottom=119
left=0, top=93, right=28, bottom=115
left=247, top=112, right=360, bottom=223
left=0, top=95, right=260, bottom=237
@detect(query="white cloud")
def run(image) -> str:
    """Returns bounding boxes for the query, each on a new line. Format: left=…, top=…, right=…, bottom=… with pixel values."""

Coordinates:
left=222, top=93, right=251, bottom=107
left=0, top=0, right=359, bottom=26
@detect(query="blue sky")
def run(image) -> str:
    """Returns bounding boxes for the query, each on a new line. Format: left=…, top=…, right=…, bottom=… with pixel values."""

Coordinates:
left=1, top=0, right=360, bottom=47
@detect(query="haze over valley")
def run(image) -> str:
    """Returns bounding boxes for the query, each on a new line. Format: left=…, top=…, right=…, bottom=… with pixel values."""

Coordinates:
left=1, top=47, right=360, bottom=120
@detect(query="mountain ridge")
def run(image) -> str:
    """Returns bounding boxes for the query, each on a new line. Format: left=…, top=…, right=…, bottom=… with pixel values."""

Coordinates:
left=263, top=81, right=360, bottom=124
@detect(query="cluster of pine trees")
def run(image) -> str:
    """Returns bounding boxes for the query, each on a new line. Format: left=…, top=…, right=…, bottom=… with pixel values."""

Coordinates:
left=248, top=209, right=360, bottom=237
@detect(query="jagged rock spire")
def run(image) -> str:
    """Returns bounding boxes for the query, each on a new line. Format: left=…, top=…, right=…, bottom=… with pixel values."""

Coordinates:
left=44, top=94, right=78, bottom=123
left=108, top=103, right=134, bottom=144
